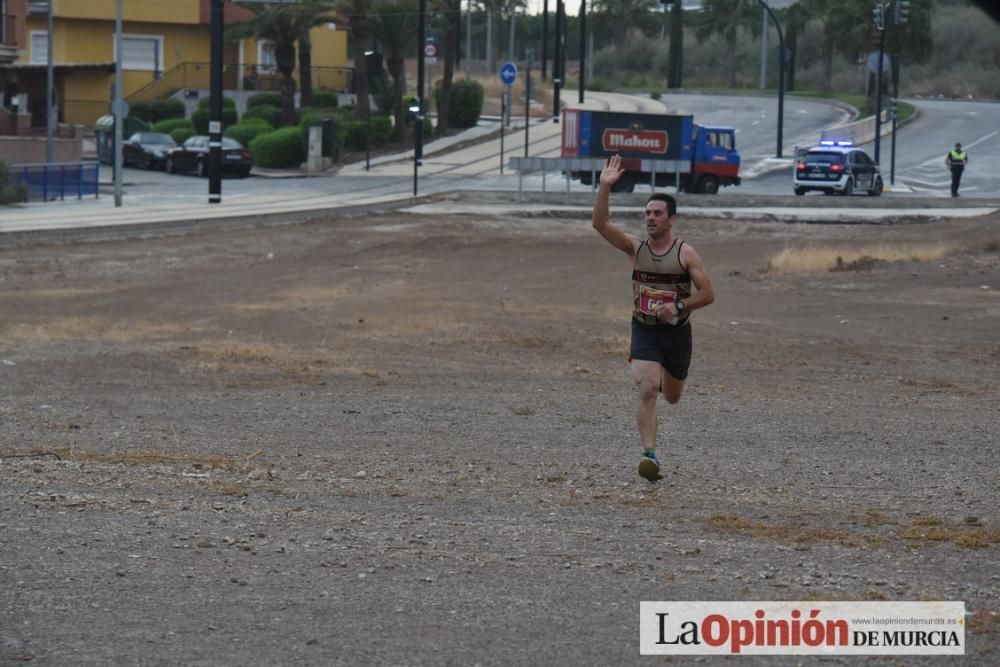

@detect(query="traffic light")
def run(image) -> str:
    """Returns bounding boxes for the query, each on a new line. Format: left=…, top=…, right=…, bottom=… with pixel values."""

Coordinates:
left=872, top=3, right=884, bottom=31
left=894, top=0, right=910, bottom=25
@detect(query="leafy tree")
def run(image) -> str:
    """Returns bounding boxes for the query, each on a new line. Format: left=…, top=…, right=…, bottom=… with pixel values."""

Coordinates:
left=591, top=0, right=659, bottom=59
left=696, top=0, right=761, bottom=87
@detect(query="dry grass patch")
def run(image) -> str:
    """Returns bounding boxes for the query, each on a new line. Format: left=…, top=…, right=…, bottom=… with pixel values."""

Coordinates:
left=898, top=518, right=1000, bottom=549
left=765, top=242, right=954, bottom=274
left=1, top=317, right=194, bottom=344
left=702, top=514, right=871, bottom=548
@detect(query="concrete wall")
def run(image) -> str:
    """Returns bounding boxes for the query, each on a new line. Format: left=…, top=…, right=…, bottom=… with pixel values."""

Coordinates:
left=0, top=129, right=84, bottom=163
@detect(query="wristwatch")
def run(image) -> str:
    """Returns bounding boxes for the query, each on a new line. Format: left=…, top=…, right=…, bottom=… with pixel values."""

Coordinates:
left=675, top=299, right=686, bottom=314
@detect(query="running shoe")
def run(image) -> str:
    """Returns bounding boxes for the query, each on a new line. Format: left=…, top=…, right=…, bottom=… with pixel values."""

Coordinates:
left=638, top=451, right=663, bottom=482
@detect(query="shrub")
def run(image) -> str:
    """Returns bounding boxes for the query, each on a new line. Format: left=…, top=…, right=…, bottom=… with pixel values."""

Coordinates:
left=225, top=119, right=274, bottom=147
left=0, top=160, right=27, bottom=204
left=310, top=90, right=339, bottom=109
left=152, top=117, right=193, bottom=134
left=250, top=126, right=305, bottom=168
left=124, top=116, right=151, bottom=134
left=434, top=79, right=483, bottom=128
left=343, top=115, right=393, bottom=150
left=151, top=98, right=186, bottom=122
left=171, top=127, right=196, bottom=145
left=242, top=104, right=283, bottom=127
left=191, top=106, right=238, bottom=134
left=246, top=92, right=282, bottom=110
left=196, top=96, right=237, bottom=110
left=128, top=101, right=155, bottom=123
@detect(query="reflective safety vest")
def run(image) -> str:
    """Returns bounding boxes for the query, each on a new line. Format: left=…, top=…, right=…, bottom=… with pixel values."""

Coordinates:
left=948, top=150, right=967, bottom=166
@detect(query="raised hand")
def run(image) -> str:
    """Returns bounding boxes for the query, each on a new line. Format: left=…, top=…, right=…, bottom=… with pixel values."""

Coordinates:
left=600, top=155, right=625, bottom=189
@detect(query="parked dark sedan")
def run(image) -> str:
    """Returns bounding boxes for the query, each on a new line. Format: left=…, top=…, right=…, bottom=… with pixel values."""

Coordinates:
left=165, top=135, right=253, bottom=178
left=122, top=132, right=177, bottom=170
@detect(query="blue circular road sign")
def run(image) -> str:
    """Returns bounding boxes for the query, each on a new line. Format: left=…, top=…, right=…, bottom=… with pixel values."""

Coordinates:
left=500, top=62, right=518, bottom=86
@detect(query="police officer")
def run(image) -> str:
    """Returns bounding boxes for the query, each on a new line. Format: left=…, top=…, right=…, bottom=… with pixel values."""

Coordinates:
left=945, top=142, right=968, bottom=197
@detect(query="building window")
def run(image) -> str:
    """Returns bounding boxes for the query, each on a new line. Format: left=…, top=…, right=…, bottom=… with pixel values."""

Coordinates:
left=115, top=34, right=164, bottom=73
left=258, top=40, right=276, bottom=73
left=30, top=31, right=48, bottom=65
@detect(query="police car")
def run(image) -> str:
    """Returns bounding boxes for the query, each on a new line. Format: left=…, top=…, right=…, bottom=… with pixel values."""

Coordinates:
left=793, top=141, right=883, bottom=196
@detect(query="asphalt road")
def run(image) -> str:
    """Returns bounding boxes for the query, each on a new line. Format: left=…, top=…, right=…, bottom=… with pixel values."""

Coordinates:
left=103, top=94, right=997, bottom=205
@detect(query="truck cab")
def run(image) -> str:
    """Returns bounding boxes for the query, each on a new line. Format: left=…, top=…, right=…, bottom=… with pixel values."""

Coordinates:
left=689, top=126, right=741, bottom=194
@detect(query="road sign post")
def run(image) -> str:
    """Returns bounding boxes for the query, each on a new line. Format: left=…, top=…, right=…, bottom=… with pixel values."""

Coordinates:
left=499, top=63, right=518, bottom=173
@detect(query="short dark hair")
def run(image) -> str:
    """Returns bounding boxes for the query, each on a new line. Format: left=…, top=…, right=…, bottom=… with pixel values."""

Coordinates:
left=646, top=192, right=676, bottom=217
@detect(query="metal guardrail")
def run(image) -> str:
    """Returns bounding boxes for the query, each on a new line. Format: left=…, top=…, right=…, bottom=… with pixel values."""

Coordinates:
left=9, top=161, right=100, bottom=202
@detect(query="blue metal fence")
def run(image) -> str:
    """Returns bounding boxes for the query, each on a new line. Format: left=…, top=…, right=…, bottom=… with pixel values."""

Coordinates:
left=9, top=161, right=100, bottom=203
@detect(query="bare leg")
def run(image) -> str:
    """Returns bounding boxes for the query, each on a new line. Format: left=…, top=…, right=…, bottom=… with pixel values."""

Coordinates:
left=661, top=368, right=686, bottom=405
left=631, top=360, right=662, bottom=450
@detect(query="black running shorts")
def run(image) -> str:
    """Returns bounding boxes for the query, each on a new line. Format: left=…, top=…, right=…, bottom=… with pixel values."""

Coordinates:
left=629, top=318, right=693, bottom=381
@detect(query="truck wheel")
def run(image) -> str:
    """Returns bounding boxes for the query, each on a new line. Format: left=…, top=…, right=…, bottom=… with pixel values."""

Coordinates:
left=794, top=187, right=806, bottom=196
left=612, top=173, right=636, bottom=193
left=697, top=175, right=719, bottom=194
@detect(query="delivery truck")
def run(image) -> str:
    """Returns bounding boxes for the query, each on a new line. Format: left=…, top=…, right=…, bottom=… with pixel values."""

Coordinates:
left=560, top=109, right=741, bottom=194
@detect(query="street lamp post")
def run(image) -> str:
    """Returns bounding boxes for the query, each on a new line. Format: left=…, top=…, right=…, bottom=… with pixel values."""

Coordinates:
left=756, top=0, right=785, bottom=158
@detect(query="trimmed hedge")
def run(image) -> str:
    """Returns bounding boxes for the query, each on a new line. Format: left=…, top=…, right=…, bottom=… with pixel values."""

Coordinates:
left=433, top=79, right=484, bottom=128
left=224, top=119, right=274, bottom=148
left=196, top=96, right=237, bottom=110
left=250, top=127, right=305, bottom=168
left=246, top=92, right=282, bottom=110
left=191, top=107, right=238, bottom=134
left=152, top=117, right=193, bottom=134
left=343, top=116, right=393, bottom=150
left=310, top=90, right=339, bottom=109
left=242, top=104, right=283, bottom=128
left=171, top=128, right=196, bottom=145
left=152, top=98, right=186, bottom=122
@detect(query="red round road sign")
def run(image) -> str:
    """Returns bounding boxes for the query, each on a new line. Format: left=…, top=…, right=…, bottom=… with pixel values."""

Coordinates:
left=424, top=43, right=437, bottom=58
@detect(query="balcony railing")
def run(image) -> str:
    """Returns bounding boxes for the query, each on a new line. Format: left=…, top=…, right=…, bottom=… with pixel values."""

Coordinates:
left=127, top=62, right=354, bottom=104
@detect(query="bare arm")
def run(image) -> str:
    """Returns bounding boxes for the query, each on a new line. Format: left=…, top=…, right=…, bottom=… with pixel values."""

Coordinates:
left=592, top=155, right=638, bottom=256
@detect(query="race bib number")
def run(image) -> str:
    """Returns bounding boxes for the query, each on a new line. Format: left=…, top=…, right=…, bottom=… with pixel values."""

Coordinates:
left=638, top=286, right=675, bottom=317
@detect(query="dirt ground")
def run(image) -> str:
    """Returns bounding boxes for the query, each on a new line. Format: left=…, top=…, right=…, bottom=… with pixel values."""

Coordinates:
left=1, top=207, right=998, bottom=665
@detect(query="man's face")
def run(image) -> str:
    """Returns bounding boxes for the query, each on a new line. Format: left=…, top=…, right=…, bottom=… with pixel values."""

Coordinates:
left=644, top=201, right=673, bottom=238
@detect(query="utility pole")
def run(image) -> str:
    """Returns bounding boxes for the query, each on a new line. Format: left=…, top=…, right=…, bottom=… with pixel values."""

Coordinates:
left=872, top=1, right=888, bottom=165
left=415, top=0, right=426, bottom=196
left=890, top=0, right=909, bottom=184
left=756, top=1, right=785, bottom=157
left=578, top=0, right=586, bottom=104
left=552, top=0, right=563, bottom=121
left=45, top=0, right=54, bottom=163
left=113, top=0, right=123, bottom=206
left=541, top=0, right=548, bottom=80
left=208, top=0, right=223, bottom=203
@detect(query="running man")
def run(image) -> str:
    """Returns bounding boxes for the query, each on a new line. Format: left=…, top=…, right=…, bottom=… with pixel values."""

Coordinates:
left=592, top=155, right=715, bottom=482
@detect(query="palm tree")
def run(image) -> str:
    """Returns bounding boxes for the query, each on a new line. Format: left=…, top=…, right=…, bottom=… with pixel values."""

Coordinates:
left=232, top=1, right=336, bottom=125
left=372, top=0, right=419, bottom=140
left=335, top=0, right=374, bottom=119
